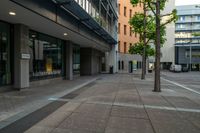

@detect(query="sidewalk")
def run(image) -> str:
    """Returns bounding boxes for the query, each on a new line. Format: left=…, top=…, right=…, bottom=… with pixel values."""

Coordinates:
left=0, top=73, right=200, bottom=133
left=0, top=76, right=98, bottom=129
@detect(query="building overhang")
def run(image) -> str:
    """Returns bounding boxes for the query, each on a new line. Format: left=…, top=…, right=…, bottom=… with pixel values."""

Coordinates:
left=0, top=0, right=114, bottom=52
left=53, top=0, right=117, bottom=45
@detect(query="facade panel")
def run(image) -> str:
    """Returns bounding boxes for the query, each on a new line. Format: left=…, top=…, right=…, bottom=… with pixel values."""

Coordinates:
left=175, top=5, right=200, bottom=71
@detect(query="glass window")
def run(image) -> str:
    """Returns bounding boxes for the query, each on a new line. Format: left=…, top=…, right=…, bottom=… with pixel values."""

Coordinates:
left=29, top=31, right=63, bottom=80
left=130, top=27, right=132, bottom=36
left=179, top=16, right=185, bottom=21
left=118, top=4, right=120, bottom=14
left=129, top=9, right=132, bottom=18
left=197, top=16, right=200, bottom=21
left=0, top=22, right=11, bottom=86
left=124, top=25, right=127, bottom=35
left=124, top=42, right=127, bottom=53
left=118, top=23, right=120, bottom=34
left=73, top=46, right=80, bottom=74
left=118, top=41, right=120, bottom=52
left=124, top=7, right=126, bottom=17
left=177, top=24, right=185, bottom=29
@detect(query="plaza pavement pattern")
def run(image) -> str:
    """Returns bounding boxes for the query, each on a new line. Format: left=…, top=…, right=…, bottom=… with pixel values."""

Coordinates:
left=0, top=73, right=200, bottom=133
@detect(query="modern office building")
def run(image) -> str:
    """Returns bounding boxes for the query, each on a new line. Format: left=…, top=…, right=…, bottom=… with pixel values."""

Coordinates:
left=175, top=5, right=200, bottom=71
left=117, top=0, right=143, bottom=73
left=159, top=0, right=176, bottom=69
left=0, top=0, right=118, bottom=89
left=148, top=0, right=176, bottom=70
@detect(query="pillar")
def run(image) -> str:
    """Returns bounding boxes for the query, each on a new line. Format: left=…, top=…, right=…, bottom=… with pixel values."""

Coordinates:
left=64, top=41, right=73, bottom=80
left=105, top=44, right=117, bottom=73
left=14, top=24, right=30, bottom=89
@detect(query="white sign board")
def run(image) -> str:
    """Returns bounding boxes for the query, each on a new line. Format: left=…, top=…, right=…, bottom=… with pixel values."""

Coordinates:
left=21, top=53, right=30, bottom=59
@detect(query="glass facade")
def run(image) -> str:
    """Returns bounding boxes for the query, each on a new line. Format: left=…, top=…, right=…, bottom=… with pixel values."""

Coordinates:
left=0, top=22, right=11, bottom=86
left=73, top=46, right=80, bottom=74
left=74, top=0, right=114, bottom=37
left=29, top=31, right=63, bottom=80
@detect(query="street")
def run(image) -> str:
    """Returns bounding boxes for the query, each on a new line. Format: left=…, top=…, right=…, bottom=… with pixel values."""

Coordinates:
left=161, top=71, right=200, bottom=93
left=0, top=72, right=200, bottom=133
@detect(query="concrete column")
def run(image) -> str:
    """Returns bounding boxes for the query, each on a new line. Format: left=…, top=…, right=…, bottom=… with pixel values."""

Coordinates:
left=14, top=24, right=30, bottom=89
left=106, top=44, right=117, bottom=73
left=64, top=41, right=73, bottom=80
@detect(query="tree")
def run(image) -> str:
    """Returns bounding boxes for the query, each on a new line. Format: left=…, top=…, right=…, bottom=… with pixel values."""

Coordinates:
left=129, top=42, right=155, bottom=57
left=129, top=0, right=177, bottom=92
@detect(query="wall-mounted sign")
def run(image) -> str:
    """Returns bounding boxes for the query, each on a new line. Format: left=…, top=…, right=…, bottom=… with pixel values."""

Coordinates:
left=21, top=53, right=30, bottom=59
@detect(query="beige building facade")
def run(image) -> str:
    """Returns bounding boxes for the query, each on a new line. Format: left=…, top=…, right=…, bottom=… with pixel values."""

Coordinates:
left=118, top=0, right=143, bottom=72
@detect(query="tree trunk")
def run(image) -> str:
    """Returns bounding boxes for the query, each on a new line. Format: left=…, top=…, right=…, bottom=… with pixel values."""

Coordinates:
left=154, top=0, right=161, bottom=92
left=141, top=3, right=147, bottom=80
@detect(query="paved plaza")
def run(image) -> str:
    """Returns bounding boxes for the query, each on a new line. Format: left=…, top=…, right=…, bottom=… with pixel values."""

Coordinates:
left=0, top=72, right=200, bottom=133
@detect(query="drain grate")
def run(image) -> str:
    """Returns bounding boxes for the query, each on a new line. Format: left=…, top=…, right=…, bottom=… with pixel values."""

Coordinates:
left=61, top=82, right=96, bottom=99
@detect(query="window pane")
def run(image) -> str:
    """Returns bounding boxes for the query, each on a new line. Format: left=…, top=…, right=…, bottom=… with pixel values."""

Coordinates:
left=29, top=31, right=63, bottom=80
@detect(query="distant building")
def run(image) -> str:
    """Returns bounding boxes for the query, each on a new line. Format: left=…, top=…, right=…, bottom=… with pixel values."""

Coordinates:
left=117, top=0, right=143, bottom=73
left=148, top=0, right=176, bottom=70
left=175, top=5, right=200, bottom=71
left=160, top=0, right=176, bottom=70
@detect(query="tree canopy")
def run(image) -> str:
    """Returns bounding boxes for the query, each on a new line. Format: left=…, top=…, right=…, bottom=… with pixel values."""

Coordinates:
left=128, top=0, right=177, bottom=57
left=129, top=42, right=155, bottom=57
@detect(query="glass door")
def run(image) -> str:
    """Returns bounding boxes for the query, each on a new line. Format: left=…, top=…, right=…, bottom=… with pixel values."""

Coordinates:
left=0, top=22, right=11, bottom=86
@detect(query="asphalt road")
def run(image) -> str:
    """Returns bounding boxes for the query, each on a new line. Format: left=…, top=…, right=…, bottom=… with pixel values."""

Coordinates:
left=161, top=71, right=200, bottom=94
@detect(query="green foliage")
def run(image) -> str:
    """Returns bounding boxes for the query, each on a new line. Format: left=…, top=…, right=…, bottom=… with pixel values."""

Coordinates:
left=129, top=13, right=167, bottom=45
left=192, top=32, right=200, bottom=37
left=129, top=42, right=155, bottom=57
left=128, top=0, right=177, bottom=57
left=130, top=0, right=167, bottom=10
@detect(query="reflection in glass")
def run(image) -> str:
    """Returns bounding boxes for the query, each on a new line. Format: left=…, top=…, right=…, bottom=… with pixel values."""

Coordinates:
left=29, top=31, right=63, bottom=80
left=73, top=46, right=80, bottom=75
left=0, top=22, right=11, bottom=86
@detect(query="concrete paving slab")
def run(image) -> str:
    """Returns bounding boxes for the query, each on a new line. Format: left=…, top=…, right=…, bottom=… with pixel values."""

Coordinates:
left=111, top=105, right=148, bottom=119
left=147, top=109, right=200, bottom=133
left=57, top=112, right=108, bottom=132
left=163, top=96, right=200, bottom=109
left=115, top=94, right=141, bottom=104
left=24, top=126, right=53, bottom=133
left=53, top=128, right=99, bottom=133
left=140, top=95, right=172, bottom=107
left=105, top=116, right=154, bottom=133
left=178, top=112, right=200, bottom=129
left=87, top=95, right=115, bottom=103
left=73, top=103, right=112, bottom=118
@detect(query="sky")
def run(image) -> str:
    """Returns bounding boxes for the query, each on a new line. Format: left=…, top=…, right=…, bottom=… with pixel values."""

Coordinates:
left=176, top=0, right=200, bottom=6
